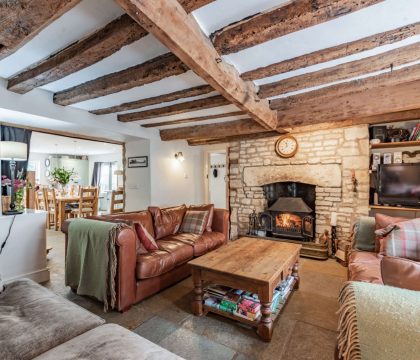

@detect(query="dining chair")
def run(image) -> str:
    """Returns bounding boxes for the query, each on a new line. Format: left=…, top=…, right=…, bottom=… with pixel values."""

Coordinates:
left=110, top=190, right=124, bottom=214
left=71, top=187, right=98, bottom=218
left=43, top=188, right=58, bottom=230
left=34, top=188, right=46, bottom=211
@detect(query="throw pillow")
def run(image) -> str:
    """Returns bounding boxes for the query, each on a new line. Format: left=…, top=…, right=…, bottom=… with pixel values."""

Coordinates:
left=148, top=205, right=187, bottom=239
left=179, top=210, right=209, bottom=235
left=189, top=204, right=214, bottom=232
left=381, top=256, right=420, bottom=291
left=350, top=216, right=376, bottom=252
left=374, top=213, right=408, bottom=252
left=135, top=223, right=158, bottom=252
left=383, top=218, right=420, bottom=261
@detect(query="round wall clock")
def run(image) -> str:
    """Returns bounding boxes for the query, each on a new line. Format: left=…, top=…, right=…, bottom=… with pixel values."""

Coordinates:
left=275, top=135, right=298, bottom=158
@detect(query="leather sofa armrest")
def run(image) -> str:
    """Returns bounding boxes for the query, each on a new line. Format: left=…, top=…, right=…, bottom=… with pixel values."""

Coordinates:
left=62, top=218, right=137, bottom=312
left=115, top=228, right=137, bottom=312
left=212, top=208, right=229, bottom=243
left=381, top=256, right=420, bottom=291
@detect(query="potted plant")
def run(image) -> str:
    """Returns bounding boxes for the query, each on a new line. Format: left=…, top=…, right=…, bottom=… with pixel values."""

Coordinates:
left=50, top=167, right=75, bottom=195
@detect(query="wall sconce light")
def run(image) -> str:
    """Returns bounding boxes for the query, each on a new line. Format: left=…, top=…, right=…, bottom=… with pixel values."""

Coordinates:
left=174, top=152, right=184, bottom=162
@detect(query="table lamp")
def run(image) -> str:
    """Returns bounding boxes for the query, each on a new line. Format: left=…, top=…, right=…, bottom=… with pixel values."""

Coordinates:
left=0, top=141, right=28, bottom=215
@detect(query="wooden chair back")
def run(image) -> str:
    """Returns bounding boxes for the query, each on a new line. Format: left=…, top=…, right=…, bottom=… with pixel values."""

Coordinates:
left=76, top=187, right=98, bottom=217
left=34, top=188, right=46, bottom=210
left=43, top=188, right=58, bottom=230
left=110, top=190, right=124, bottom=214
left=43, top=188, right=57, bottom=213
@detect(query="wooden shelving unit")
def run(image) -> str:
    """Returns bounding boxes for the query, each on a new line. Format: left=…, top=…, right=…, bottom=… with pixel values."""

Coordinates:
left=203, top=277, right=297, bottom=328
left=370, top=205, right=420, bottom=212
left=370, top=140, right=420, bottom=149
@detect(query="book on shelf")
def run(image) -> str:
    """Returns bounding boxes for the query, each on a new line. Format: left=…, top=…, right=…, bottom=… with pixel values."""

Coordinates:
left=409, top=123, right=420, bottom=141
left=203, top=277, right=296, bottom=320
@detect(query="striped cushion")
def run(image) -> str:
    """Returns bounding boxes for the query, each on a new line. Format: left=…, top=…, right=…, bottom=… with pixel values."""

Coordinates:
left=179, top=210, right=209, bottom=235
left=384, top=218, right=420, bottom=261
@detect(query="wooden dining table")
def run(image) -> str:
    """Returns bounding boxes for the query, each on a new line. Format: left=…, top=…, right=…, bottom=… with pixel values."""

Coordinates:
left=55, top=195, right=79, bottom=231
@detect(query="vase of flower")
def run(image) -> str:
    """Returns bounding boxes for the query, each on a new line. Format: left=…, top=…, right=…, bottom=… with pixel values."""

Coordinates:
left=1, top=173, right=27, bottom=211
left=50, top=167, right=75, bottom=195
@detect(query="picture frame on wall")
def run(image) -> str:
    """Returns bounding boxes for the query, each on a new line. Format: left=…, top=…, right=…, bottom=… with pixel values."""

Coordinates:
left=128, top=156, right=148, bottom=168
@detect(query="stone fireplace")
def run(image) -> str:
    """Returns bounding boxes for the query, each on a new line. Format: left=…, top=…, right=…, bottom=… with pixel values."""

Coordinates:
left=228, top=125, right=370, bottom=242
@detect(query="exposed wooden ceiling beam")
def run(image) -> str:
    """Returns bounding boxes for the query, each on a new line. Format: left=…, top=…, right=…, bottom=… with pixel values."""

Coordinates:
left=91, top=85, right=213, bottom=115
left=53, top=53, right=188, bottom=106
left=259, top=41, right=420, bottom=98
left=160, top=118, right=285, bottom=141
left=179, top=0, right=215, bottom=13
left=0, top=0, right=82, bottom=60
left=116, top=0, right=278, bottom=130
left=241, top=22, right=420, bottom=81
left=6, top=0, right=213, bottom=94
left=187, top=131, right=280, bottom=146
left=7, top=15, right=147, bottom=94
left=191, top=107, right=420, bottom=145
left=118, top=95, right=229, bottom=122
left=277, top=79, right=420, bottom=127
left=271, top=62, right=420, bottom=110
left=141, top=111, right=245, bottom=128
left=211, top=0, right=383, bottom=55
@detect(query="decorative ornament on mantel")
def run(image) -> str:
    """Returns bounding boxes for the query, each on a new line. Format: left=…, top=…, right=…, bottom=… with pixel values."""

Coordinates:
left=351, top=170, right=358, bottom=193
left=275, top=134, right=298, bottom=158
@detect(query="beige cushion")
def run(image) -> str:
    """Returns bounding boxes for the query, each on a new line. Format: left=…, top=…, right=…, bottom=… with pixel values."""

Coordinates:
left=34, top=324, right=183, bottom=360
left=0, top=279, right=104, bottom=360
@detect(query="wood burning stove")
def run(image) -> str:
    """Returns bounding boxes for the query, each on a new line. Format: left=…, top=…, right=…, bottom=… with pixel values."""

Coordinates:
left=262, top=197, right=314, bottom=241
left=250, top=182, right=315, bottom=241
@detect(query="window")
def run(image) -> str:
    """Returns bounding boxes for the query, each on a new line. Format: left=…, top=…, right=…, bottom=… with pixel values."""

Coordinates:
left=97, top=162, right=118, bottom=192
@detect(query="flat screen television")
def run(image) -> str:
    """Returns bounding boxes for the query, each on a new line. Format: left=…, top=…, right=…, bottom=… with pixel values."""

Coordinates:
left=377, top=163, right=420, bottom=207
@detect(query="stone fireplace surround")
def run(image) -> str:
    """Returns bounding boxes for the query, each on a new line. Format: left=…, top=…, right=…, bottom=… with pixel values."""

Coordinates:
left=228, top=125, right=370, bottom=242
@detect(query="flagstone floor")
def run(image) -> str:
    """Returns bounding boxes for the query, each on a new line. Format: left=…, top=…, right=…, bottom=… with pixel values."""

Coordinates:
left=44, top=230, right=347, bottom=360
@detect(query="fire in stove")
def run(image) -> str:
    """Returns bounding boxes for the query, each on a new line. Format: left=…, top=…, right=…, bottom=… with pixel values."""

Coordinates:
left=276, top=213, right=302, bottom=232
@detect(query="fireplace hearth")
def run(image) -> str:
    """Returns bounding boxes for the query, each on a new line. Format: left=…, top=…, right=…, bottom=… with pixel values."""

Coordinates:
left=249, top=182, right=315, bottom=242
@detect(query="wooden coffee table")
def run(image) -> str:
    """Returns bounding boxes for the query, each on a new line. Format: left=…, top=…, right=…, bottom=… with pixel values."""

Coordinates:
left=188, top=237, right=301, bottom=342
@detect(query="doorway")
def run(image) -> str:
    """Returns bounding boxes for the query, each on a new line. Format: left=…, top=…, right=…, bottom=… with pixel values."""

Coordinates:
left=207, top=151, right=227, bottom=209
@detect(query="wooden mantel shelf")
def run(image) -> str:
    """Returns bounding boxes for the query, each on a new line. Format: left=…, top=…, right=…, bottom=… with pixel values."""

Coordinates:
left=370, top=140, right=420, bottom=149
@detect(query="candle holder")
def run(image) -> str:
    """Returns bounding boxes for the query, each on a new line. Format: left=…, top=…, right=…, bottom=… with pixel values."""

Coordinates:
left=331, top=225, right=337, bottom=257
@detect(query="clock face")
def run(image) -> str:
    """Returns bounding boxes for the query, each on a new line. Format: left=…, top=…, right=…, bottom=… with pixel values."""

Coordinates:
left=275, top=135, right=298, bottom=158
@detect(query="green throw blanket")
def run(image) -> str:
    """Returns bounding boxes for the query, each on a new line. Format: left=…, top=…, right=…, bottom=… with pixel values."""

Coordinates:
left=337, top=282, right=420, bottom=360
left=65, top=219, right=127, bottom=311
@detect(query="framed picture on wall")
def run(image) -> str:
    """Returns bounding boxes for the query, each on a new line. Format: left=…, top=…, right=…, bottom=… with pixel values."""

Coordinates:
left=128, top=156, right=148, bottom=168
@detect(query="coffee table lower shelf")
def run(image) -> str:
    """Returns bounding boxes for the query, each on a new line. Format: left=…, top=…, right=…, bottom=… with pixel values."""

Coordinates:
left=202, top=277, right=297, bottom=330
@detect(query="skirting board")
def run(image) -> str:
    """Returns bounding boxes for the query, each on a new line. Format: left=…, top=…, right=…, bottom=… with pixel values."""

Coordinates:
left=4, top=268, right=50, bottom=285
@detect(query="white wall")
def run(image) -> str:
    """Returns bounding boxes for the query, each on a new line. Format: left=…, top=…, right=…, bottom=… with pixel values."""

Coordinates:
left=125, top=138, right=207, bottom=208
left=125, top=139, right=151, bottom=211
left=149, top=139, right=205, bottom=207
left=28, top=152, right=49, bottom=185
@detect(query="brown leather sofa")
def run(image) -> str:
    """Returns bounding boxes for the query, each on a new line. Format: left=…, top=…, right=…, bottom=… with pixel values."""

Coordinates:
left=348, top=214, right=420, bottom=289
left=62, top=207, right=229, bottom=312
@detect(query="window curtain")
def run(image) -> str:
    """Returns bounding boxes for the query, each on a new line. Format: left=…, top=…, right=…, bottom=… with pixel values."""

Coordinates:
left=1, top=125, right=32, bottom=180
left=91, top=162, right=102, bottom=186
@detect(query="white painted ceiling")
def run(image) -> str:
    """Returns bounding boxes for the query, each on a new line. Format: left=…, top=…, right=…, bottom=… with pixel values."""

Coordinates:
left=0, top=0, right=420, bottom=136
left=30, top=132, right=122, bottom=156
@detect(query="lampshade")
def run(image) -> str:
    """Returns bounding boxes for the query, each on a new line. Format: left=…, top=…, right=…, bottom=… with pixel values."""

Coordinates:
left=0, top=141, right=28, bottom=161
left=114, top=170, right=123, bottom=176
